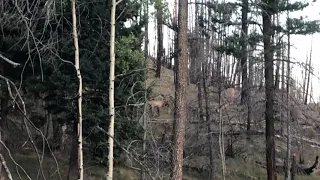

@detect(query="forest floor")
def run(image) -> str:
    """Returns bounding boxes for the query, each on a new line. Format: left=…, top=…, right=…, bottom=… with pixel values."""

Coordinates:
left=5, top=152, right=320, bottom=180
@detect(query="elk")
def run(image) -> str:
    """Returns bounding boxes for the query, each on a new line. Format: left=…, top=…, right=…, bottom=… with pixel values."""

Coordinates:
left=147, top=100, right=169, bottom=117
left=222, top=87, right=236, bottom=104
left=291, top=106, right=305, bottom=122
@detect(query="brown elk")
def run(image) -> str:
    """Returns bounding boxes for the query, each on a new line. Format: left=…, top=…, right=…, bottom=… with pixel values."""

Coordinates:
left=222, top=87, right=236, bottom=104
left=147, top=100, right=169, bottom=117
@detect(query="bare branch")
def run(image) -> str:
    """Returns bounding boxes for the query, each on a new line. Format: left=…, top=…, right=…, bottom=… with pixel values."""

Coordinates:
left=0, top=53, right=21, bottom=67
left=0, top=153, right=13, bottom=180
left=96, top=126, right=156, bottom=180
left=116, top=0, right=123, bottom=6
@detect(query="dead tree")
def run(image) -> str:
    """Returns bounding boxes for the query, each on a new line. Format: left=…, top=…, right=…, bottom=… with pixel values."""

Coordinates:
left=155, top=2, right=163, bottom=78
left=262, top=0, right=277, bottom=179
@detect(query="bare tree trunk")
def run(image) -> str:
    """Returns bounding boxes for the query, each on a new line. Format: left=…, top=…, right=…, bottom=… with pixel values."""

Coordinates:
left=274, top=14, right=281, bottom=89
left=240, top=0, right=248, bottom=105
left=203, top=65, right=215, bottom=179
left=141, top=0, right=148, bottom=179
left=304, top=39, right=313, bottom=105
left=144, top=1, right=149, bottom=59
left=0, top=97, right=8, bottom=180
left=247, top=45, right=254, bottom=134
left=218, top=73, right=226, bottom=180
left=155, top=3, right=163, bottom=78
left=173, top=0, right=178, bottom=85
left=170, top=0, right=188, bottom=179
left=262, top=0, right=277, bottom=179
left=71, top=0, right=83, bottom=179
left=302, top=55, right=308, bottom=101
left=285, top=7, right=291, bottom=180
left=195, top=0, right=204, bottom=123
left=107, top=0, right=118, bottom=179
left=197, top=68, right=204, bottom=121
left=280, top=39, right=285, bottom=134
left=291, top=155, right=297, bottom=180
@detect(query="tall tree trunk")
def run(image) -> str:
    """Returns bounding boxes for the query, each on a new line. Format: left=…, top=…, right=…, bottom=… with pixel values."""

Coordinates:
left=195, top=0, right=204, bottom=123
left=197, top=67, right=204, bottom=122
left=280, top=39, right=285, bottom=134
left=71, top=0, right=83, bottom=179
left=302, top=55, right=308, bottom=102
left=141, top=0, right=149, bottom=179
left=291, top=155, right=296, bottom=180
left=107, top=0, right=117, bottom=179
left=173, top=0, right=178, bottom=85
left=203, top=65, right=215, bottom=179
left=170, top=0, right=188, bottom=179
left=144, top=1, right=149, bottom=60
left=304, top=40, right=312, bottom=105
left=285, top=27, right=291, bottom=180
left=155, top=3, right=163, bottom=78
left=240, top=0, right=248, bottom=105
left=274, top=13, right=281, bottom=89
left=247, top=45, right=254, bottom=134
left=0, top=97, right=8, bottom=180
left=0, top=55, right=7, bottom=180
left=262, top=0, right=277, bottom=179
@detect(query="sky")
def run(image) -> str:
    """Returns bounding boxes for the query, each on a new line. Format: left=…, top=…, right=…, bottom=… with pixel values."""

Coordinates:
left=145, top=0, right=320, bottom=103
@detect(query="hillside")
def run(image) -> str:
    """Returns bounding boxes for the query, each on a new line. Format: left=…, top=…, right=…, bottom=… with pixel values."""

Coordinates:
left=1, top=59, right=319, bottom=180
left=144, top=58, right=320, bottom=179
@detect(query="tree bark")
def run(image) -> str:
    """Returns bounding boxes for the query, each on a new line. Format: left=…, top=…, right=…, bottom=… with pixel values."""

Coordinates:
left=285, top=7, right=291, bottom=180
left=304, top=42, right=312, bottom=105
left=203, top=65, right=215, bottom=179
left=170, top=0, right=188, bottom=179
left=240, top=0, right=248, bottom=105
left=0, top=97, right=8, bottom=180
left=71, top=0, right=83, bottom=179
left=262, top=0, right=277, bottom=179
left=107, top=0, right=117, bottom=179
left=155, top=3, right=163, bottom=78
left=141, top=0, right=149, bottom=179
left=247, top=45, right=254, bottom=134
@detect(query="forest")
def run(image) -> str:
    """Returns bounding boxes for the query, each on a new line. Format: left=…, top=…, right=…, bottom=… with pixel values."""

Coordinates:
left=0, top=0, right=320, bottom=180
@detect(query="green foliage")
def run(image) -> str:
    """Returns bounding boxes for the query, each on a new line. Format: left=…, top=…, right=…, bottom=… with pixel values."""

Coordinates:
left=288, top=18, right=320, bottom=35
left=115, top=35, right=144, bottom=74
left=1, top=0, right=147, bottom=166
left=150, top=0, right=171, bottom=23
left=278, top=1, right=309, bottom=12
left=216, top=33, right=241, bottom=58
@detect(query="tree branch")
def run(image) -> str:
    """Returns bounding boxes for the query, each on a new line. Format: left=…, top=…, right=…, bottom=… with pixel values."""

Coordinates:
left=0, top=153, right=13, bottom=180
left=96, top=126, right=156, bottom=180
left=0, top=53, right=21, bottom=67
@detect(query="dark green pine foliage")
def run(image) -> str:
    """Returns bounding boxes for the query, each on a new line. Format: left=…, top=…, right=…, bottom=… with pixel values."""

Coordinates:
left=0, top=0, right=147, bottom=164
left=277, top=0, right=320, bottom=35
